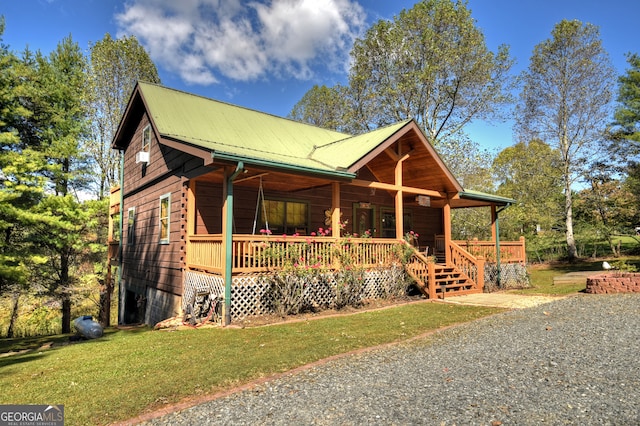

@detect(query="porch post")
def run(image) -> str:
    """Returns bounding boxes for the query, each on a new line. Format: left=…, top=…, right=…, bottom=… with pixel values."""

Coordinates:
left=443, top=197, right=452, bottom=265
left=331, top=182, right=341, bottom=237
left=494, top=207, right=502, bottom=287
left=395, top=158, right=404, bottom=239
left=186, top=180, right=196, bottom=266
left=491, top=205, right=497, bottom=242
left=222, top=162, right=244, bottom=326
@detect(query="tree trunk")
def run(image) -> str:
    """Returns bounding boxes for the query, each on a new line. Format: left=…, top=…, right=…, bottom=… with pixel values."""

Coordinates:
left=7, top=291, right=20, bottom=338
left=60, top=251, right=72, bottom=334
left=61, top=294, right=72, bottom=334
left=565, top=183, right=577, bottom=262
left=99, top=269, right=113, bottom=327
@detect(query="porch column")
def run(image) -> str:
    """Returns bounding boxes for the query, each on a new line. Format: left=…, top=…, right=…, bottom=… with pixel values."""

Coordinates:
left=490, top=205, right=497, bottom=242
left=222, top=162, right=244, bottom=326
left=186, top=180, right=196, bottom=266
left=395, top=157, right=404, bottom=239
left=331, top=182, right=341, bottom=237
left=443, top=197, right=452, bottom=265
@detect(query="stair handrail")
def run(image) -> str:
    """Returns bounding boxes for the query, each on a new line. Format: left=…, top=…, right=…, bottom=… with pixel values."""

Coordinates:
left=449, top=240, right=484, bottom=292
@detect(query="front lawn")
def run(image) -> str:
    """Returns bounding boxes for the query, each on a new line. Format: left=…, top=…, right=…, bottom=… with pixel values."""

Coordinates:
left=0, top=301, right=502, bottom=426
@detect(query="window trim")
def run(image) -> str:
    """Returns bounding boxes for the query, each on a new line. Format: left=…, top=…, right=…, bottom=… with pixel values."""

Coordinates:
left=142, top=124, right=151, bottom=153
left=159, top=193, right=171, bottom=245
left=127, top=207, right=136, bottom=245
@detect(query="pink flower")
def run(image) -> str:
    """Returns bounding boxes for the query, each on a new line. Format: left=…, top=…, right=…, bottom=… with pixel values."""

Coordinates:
left=311, top=232, right=317, bottom=236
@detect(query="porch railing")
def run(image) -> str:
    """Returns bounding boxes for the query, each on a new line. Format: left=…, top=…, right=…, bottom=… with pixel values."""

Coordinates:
left=405, top=244, right=483, bottom=298
left=449, top=241, right=484, bottom=290
left=435, top=235, right=526, bottom=264
left=187, top=234, right=404, bottom=274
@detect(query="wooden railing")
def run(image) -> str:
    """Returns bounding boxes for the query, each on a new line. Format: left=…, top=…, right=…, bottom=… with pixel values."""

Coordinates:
left=435, top=235, right=526, bottom=264
left=108, top=241, right=119, bottom=264
left=449, top=241, right=484, bottom=291
left=188, top=234, right=224, bottom=273
left=405, top=244, right=483, bottom=298
left=187, top=234, right=404, bottom=274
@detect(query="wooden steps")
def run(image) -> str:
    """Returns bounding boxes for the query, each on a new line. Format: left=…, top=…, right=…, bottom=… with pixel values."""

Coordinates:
left=405, top=247, right=482, bottom=299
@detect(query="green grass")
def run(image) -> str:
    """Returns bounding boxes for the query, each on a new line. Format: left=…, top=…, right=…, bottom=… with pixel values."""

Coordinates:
left=511, top=256, right=640, bottom=296
left=0, top=302, right=502, bottom=426
left=5, top=256, right=632, bottom=424
left=515, top=267, right=587, bottom=295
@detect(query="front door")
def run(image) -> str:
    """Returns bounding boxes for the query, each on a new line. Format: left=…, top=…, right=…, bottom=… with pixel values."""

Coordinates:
left=354, top=204, right=374, bottom=237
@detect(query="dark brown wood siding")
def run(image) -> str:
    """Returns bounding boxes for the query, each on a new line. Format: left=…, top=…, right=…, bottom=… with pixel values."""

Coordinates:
left=121, top=113, right=211, bottom=296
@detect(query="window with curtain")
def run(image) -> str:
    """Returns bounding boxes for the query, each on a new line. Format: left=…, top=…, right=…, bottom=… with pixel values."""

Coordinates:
left=261, top=199, right=308, bottom=235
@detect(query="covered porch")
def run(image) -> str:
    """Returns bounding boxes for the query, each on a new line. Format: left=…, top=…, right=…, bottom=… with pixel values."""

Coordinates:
left=179, top=120, right=524, bottom=323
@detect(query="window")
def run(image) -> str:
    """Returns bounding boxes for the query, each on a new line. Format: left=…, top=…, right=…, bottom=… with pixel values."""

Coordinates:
left=380, top=208, right=412, bottom=238
left=127, top=207, right=136, bottom=245
left=142, top=125, right=151, bottom=152
left=261, top=199, right=308, bottom=235
left=159, top=193, right=170, bottom=244
left=110, top=213, right=120, bottom=242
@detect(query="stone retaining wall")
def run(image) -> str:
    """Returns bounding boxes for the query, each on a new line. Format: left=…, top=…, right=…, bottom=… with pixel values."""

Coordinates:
left=586, top=273, right=640, bottom=294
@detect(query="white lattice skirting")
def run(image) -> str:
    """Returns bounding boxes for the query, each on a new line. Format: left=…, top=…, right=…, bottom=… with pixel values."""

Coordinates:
left=184, top=267, right=405, bottom=321
left=484, top=263, right=530, bottom=290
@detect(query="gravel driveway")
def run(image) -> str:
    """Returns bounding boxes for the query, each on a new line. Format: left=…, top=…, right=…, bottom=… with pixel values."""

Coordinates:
left=139, top=293, right=640, bottom=425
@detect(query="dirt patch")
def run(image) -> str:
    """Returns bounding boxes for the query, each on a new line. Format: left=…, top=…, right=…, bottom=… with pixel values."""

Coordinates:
left=154, top=295, right=427, bottom=330
left=234, top=296, right=425, bottom=328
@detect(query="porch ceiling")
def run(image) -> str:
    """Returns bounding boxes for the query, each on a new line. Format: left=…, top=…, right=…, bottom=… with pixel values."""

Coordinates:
left=358, top=129, right=460, bottom=196
left=195, top=167, right=339, bottom=193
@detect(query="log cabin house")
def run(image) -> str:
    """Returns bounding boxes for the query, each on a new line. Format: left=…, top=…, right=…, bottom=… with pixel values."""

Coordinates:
left=109, top=82, right=526, bottom=326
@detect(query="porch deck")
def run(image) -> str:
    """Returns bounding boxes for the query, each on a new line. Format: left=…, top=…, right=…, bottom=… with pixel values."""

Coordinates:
left=186, top=234, right=526, bottom=301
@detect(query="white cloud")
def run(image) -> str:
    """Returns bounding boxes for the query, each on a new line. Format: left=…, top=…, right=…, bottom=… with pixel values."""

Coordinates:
left=116, top=0, right=366, bottom=85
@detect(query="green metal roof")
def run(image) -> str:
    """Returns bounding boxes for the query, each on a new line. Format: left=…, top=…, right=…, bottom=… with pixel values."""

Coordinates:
left=122, top=83, right=515, bottom=207
left=459, top=189, right=515, bottom=206
left=312, top=120, right=413, bottom=169
left=136, top=82, right=372, bottom=176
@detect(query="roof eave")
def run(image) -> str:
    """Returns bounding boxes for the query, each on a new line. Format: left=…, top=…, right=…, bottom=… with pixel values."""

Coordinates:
left=211, top=151, right=356, bottom=181
left=458, top=190, right=515, bottom=206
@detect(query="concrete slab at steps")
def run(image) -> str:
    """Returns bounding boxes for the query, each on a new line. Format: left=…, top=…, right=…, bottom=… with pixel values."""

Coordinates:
left=434, top=292, right=565, bottom=309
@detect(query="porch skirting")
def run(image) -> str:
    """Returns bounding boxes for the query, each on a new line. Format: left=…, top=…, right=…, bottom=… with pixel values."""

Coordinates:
left=184, top=267, right=406, bottom=321
left=484, top=263, right=530, bottom=291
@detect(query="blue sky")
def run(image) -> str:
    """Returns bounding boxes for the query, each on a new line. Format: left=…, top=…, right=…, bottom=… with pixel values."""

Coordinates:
left=2, top=0, right=637, bottom=151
